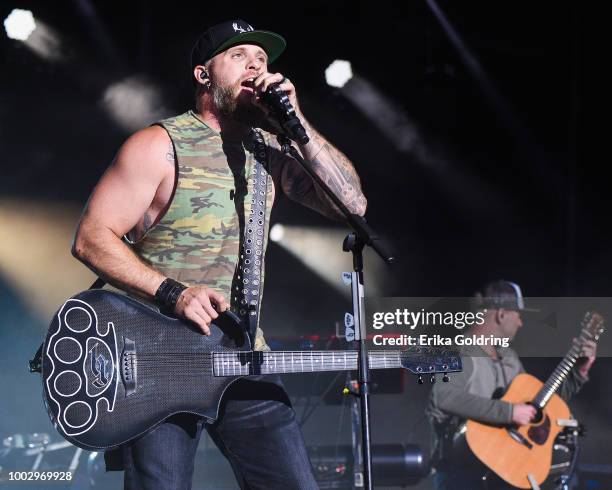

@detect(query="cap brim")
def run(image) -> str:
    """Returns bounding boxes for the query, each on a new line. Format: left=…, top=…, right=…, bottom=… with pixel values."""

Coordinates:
left=210, top=30, right=286, bottom=64
left=481, top=301, right=540, bottom=313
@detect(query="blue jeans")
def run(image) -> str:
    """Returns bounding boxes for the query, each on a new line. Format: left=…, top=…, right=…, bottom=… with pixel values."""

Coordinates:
left=110, top=375, right=318, bottom=490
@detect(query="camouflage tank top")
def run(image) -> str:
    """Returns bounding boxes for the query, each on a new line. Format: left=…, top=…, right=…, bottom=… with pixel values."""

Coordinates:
left=132, top=110, right=276, bottom=350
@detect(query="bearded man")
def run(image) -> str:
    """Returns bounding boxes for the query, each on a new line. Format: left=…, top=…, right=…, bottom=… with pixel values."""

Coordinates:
left=72, top=19, right=366, bottom=490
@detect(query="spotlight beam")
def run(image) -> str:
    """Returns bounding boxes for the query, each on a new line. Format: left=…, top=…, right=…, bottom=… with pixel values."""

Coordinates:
left=425, top=0, right=566, bottom=191
left=341, top=76, right=507, bottom=212
left=73, top=0, right=124, bottom=66
left=269, top=224, right=393, bottom=296
left=425, top=0, right=520, bottom=134
left=102, top=75, right=171, bottom=132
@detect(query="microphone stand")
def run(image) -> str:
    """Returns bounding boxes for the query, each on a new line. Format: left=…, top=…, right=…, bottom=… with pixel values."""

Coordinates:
left=276, top=132, right=394, bottom=490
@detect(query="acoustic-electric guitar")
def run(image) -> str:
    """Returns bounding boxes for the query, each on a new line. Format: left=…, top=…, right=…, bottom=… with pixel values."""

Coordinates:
left=37, top=289, right=462, bottom=450
left=465, top=311, right=605, bottom=488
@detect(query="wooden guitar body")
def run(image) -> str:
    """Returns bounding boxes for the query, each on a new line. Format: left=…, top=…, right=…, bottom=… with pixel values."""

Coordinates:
left=466, top=373, right=570, bottom=488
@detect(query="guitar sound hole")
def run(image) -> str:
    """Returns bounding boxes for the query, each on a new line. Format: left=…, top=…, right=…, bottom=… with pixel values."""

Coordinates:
left=527, top=413, right=550, bottom=445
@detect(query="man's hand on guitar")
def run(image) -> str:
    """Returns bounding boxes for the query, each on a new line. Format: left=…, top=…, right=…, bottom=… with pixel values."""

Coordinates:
left=574, top=338, right=597, bottom=378
left=175, top=286, right=230, bottom=335
left=512, top=403, right=536, bottom=425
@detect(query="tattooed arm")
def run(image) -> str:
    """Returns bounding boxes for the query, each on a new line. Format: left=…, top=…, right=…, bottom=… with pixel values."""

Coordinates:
left=276, top=114, right=367, bottom=220
left=253, top=72, right=366, bottom=220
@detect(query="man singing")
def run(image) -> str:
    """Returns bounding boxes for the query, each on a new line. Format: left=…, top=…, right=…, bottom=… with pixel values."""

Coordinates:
left=72, top=19, right=366, bottom=490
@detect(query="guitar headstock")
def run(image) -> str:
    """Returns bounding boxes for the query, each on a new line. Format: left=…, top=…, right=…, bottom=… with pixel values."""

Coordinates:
left=580, top=311, right=605, bottom=342
left=400, top=347, right=462, bottom=383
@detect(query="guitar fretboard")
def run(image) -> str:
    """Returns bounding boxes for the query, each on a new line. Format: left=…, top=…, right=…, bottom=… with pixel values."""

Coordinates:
left=213, top=350, right=404, bottom=376
left=533, top=329, right=595, bottom=408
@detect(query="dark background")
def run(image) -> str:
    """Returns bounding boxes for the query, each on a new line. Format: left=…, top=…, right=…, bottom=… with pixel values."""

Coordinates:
left=1, top=1, right=609, bottom=489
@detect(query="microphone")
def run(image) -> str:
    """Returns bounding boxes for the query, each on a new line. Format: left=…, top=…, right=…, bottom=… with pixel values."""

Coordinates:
left=260, top=82, right=309, bottom=145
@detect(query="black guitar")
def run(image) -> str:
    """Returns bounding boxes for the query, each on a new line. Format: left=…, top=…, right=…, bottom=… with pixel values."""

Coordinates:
left=39, top=289, right=462, bottom=450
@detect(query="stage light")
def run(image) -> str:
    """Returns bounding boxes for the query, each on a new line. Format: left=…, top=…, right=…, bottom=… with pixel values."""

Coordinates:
left=102, top=75, right=170, bottom=132
left=269, top=223, right=285, bottom=242
left=4, top=9, right=64, bottom=62
left=325, top=60, right=353, bottom=88
left=4, top=9, right=36, bottom=41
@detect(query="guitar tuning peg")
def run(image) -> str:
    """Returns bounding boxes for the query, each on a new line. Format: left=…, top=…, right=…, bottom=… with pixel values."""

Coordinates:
left=443, top=373, right=449, bottom=382
left=417, top=375, right=424, bottom=385
left=430, top=375, right=436, bottom=384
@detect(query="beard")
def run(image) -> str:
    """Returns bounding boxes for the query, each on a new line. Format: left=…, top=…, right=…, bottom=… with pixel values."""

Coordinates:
left=210, top=79, right=266, bottom=127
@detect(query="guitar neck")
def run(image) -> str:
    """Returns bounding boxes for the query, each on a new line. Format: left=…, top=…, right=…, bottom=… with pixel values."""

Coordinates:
left=532, top=311, right=604, bottom=409
left=533, top=339, right=583, bottom=408
left=213, top=350, right=403, bottom=376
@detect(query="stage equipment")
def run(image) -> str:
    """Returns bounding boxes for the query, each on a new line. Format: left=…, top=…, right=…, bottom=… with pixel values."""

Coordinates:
left=275, top=129, right=397, bottom=490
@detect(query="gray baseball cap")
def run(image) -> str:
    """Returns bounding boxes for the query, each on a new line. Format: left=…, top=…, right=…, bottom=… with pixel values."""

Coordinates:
left=476, top=279, right=539, bottom=312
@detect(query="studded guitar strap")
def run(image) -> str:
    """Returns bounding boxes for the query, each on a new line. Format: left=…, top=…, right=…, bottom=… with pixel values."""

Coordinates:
left=234, top=129, right=270, bottom=342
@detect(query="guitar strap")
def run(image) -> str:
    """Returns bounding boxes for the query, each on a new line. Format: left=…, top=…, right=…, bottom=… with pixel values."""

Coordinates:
left=234, top=129, right=270, bottom=342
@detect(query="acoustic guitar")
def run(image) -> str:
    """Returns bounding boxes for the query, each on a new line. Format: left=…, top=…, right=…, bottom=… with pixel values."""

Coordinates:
left=465, top=311, right=605, bottom=488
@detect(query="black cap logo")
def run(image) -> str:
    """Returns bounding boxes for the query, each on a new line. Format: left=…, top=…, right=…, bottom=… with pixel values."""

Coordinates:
left=232, top=21, right=254, bottom=34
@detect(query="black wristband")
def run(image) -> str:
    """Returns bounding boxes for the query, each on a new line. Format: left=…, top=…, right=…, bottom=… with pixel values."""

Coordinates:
left=154, top=278, right=187, bottom=310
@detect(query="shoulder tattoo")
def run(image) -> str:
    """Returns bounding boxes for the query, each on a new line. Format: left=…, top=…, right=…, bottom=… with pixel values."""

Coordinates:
left=165, top=142, right=175, bottom=163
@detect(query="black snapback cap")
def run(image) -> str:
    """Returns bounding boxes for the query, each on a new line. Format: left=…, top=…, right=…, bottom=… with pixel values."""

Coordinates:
left=190, top=19, right=286, bottom=68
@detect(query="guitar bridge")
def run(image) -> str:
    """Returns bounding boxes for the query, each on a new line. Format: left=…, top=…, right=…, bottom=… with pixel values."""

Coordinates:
left=121, top=337, right=137, bottom=396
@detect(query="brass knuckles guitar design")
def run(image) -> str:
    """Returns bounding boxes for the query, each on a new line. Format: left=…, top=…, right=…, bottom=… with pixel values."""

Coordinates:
left=44, top=299, right=118, bottom=437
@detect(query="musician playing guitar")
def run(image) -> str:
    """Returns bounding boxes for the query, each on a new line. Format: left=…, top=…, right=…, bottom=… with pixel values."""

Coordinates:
left=426, top=280, right=597, bottom=490
left=71, top=19, right=366, bottom=490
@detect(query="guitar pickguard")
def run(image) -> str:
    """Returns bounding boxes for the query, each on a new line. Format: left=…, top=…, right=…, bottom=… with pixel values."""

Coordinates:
left=527, top=414, right=551, bottom=445
left=43, top=299, right=118, bottom=437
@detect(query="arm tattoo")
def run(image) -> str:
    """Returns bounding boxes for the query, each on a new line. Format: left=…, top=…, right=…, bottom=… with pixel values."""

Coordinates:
left=143, top=211, right=153, bottom=233
left=165, top=142, right=175, bottom=163
left=281, top=121, right=367, bottom=219
left=310, top=143, right=368, bottom=217
left=127, top=211, right=153, bottom=243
